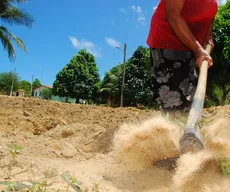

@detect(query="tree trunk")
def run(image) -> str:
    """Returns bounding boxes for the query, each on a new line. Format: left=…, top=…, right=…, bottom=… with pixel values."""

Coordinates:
left=65, top=96, right=68, bottom=103
left=75, top=96, right=79, bottom=103
left=107, top=95, right=115, bottom=107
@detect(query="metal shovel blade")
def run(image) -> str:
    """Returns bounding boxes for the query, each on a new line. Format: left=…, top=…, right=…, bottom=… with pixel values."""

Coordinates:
left=180, top=127, right=204, bottom=154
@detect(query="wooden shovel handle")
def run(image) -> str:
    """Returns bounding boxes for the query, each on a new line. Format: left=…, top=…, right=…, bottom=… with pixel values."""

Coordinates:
left=184, top=44, right=213, bottom=130
left=205, top=44, right=212, bottom=54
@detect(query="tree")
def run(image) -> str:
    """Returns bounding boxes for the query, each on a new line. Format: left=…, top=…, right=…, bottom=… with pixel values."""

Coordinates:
left=205, top=0, right=230, bottom=106
left=31, top=78, right=41, bottom=96
left=100, top=64, right=123, bottom=105
left=18, top=80, right=31, bottom=96
left=41, top=88, right=52, bottom=100
left=115, top=46, right=153, bottom=107
left=53, top=66, right=70, bottom=102
left=0, top=71, right=20, bottom=95
left=32, top=78, right=41, bottom=90
left=53, top=49, right=100, bottom=103
left=0, top=0, right=34, bottom=60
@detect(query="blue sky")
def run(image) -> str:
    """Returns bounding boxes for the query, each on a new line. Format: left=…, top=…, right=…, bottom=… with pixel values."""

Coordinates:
left=0, top=0, right=160, bottom=86
left=0, top=0, right=226, bottom=86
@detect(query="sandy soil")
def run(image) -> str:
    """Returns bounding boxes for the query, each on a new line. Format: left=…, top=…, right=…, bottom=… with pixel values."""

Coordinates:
left=0, top=95, right=230, bottom=191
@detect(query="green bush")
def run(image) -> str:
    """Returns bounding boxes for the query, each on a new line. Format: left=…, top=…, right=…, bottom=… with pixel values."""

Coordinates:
left=41, top=88, right=52, bottom=100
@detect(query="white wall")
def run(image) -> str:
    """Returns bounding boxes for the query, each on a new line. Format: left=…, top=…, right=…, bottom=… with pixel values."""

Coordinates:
left=34, top=86, right=47, bottom=97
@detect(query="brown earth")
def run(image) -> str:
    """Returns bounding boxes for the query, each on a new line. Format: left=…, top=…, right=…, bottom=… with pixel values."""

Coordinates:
left=0, top=95, right=230, bottom=191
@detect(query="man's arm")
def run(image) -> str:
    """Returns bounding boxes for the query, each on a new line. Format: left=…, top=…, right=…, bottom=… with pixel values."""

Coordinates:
left=165, top=0, right=213, bottom=68
left=203, top=20, right=215, bottom=52
left=165, top=0, right=203, bottom=54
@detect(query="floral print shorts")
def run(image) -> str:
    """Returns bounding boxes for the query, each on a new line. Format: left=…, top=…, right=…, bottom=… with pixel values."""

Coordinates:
left=150, top=48, right=198, bottom=113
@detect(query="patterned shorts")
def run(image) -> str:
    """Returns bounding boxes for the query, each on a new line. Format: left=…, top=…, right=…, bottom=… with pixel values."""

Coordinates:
left=150, top=48, right=198, bottom=113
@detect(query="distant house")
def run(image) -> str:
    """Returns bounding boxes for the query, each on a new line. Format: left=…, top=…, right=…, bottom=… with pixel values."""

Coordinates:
left=33, top=84, right=77, bottom=103
left=16, top=89, right=25, bottom=97
left=34, top=85, right=52, bottom=97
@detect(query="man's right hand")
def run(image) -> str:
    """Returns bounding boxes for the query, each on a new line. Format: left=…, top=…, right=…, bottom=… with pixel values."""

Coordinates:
left=194, top=47, right=213, bottom=69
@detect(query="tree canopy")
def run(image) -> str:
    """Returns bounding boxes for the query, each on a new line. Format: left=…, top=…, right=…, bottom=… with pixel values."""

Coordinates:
left=32, top=78, right=41, bottom=90
left=18, top=80, right=31, bottom=96
left=41, top=88, right=52, bottom=100
left=99, top=64, right=123, bottom=104
left=0, top=71, right=20, bottom=95
left=53, top=49, right=100, bottom=102
left=114, top=46, right=153, bottom=107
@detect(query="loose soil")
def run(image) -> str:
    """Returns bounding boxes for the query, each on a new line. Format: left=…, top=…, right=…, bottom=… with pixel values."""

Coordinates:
left=0, top=95, right=230, bottom=191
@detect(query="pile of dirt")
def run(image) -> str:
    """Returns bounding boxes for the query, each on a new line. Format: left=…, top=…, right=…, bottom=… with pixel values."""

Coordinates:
left=0, top=95, right=230, bottom=191
left=0, top=95, right=156, bottom=156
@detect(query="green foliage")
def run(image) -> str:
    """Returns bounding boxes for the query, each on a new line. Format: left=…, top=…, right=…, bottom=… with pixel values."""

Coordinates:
left=115, top=46, right=153, bottom=107
left=219, top=159, right=230, bottom=175
left=18, top=80, right=31, bottom=96
left=0, top=172, right=86, bottom=192
left=52, top=66, right=70, bottom=99
left=32, top=78, right=41, bottom=95
left=0, top=181, right=31, bottom=191
left=61, top=172, right=83, bottom=192
left=53, top=49, right=100, bottom=102
left=205, top=0, right=230, bottom=106
left=0, top=0, right=34, bottom=60
left=0, top=180, right=51, bottom=192
left=41, top=88, right=52, bottom=100
left=0, top=167, right=58, bottom=191
left=7, top=143, right=23, bottom=161
left=100, top=64, right=123, bottom=104
left=0, top=71, right=20, bottom=95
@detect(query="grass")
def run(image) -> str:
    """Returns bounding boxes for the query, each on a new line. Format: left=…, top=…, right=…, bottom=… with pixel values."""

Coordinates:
left=7, top=144, right=23, bottom=162
left=219, top=159, right=230, bottom=175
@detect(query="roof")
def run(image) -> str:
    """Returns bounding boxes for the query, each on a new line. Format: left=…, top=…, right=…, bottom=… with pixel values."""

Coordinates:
left=18, top=89, right=25, bottom=92
left=34, top=84, right=53, bottom=91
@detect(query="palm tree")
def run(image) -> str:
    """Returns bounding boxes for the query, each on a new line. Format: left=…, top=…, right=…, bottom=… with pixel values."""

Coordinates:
left=100, top=64, right=123, bottom=106
left=0, top=0, right=34, bottom=60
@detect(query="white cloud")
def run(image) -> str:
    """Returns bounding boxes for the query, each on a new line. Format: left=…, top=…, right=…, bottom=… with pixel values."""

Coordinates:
left=131, top=5, right=146, bottom=25
left=69, top=36, right=102, bottom=57
left=119, top=5, right=146, bottom=26
left=137, top=16, right=146, bottom=22
left=105, top=37, right=120, bottom=47
left=119, top=8, right=127, bottom=13
left=131, top=5, right=142, bottom=13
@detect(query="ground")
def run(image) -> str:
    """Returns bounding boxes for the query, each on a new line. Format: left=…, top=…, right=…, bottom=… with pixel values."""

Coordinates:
left=0, top=95, right=230, bottom=191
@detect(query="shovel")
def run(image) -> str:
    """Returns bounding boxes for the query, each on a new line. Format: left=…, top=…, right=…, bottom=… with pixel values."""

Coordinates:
left=179, top=44, right=212, bottom=154
left=155, top=45, right=213, bottom=169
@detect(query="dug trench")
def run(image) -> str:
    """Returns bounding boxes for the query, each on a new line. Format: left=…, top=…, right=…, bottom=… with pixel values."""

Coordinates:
left=0, top=95, right=230, bottom=191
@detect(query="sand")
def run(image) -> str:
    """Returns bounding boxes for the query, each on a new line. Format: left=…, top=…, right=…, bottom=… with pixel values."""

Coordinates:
left=0, top=95, right=230, bottom=191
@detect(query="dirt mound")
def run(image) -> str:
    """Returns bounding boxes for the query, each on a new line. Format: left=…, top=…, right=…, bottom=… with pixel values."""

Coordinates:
left=0, top=95, right=156, bottom=155
left=0, top=95, right=230, bottom=191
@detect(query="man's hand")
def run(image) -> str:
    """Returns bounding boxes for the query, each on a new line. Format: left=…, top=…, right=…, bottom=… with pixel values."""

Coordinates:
left=203, top=38, right=215, bottom=52
left=194, top=47, right=213, bottom=69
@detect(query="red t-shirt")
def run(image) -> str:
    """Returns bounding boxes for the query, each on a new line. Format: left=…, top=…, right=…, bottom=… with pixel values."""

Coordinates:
left=147, top=0, right=219, bottom=50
